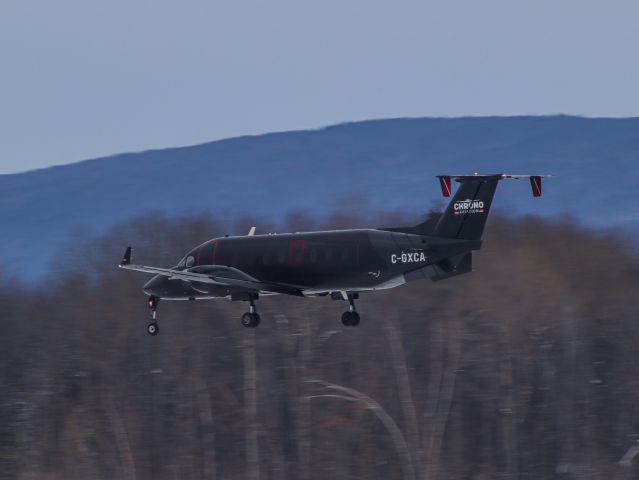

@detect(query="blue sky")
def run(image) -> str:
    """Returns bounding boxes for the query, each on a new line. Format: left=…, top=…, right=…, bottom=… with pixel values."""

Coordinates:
left=1, top=0, right=638, bottom=173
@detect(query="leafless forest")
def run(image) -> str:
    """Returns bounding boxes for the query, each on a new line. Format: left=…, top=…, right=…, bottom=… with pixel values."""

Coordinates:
left=1, top=210, right=639, bottom=480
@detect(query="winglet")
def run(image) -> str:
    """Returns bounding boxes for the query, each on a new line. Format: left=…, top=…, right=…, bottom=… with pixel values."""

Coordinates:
left=438, top=176, right=452, bottom=197
left=501, top=174, right=551, bottom=197
left=248, top=226, right=256, bottom=236
left=529, top=175, right=542, bottom=197
left=120, top=247, right=132, bottom=266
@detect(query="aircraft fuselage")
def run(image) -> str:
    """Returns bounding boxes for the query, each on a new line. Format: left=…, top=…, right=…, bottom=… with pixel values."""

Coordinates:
left=143, top=229, right=478, bottom=300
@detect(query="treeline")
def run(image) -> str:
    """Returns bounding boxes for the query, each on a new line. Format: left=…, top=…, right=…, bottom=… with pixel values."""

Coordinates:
left=1, top=211, right=639, bottom=480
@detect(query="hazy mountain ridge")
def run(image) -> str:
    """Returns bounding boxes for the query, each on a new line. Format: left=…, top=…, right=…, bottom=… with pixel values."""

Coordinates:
left=2, top=115, right=638, bottom=279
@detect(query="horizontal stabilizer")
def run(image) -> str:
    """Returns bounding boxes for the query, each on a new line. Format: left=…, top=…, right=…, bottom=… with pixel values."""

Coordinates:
left=436, top=173, right=551, bottom=197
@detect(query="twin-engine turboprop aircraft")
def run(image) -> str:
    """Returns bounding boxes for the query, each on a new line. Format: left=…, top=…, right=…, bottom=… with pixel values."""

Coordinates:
left=120, top=173, right=549, bottom=335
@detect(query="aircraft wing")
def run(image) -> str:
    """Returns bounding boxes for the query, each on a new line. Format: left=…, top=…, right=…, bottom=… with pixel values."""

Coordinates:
left=119, top=247, right=304, bottom=296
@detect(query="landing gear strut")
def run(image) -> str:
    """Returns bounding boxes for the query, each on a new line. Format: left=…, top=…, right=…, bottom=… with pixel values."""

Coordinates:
left=241, top=296, right=261, bottom=328
left=147, top=296, right=160, bottom=335
left=341, top=295, right=360, bottom=327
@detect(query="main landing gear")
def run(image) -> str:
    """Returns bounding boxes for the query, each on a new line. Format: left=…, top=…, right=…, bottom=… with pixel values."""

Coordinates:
left=241, top=296, right=261, bottom=328
left=147, top=295, right=160, bottom=336
left=341, top=295, right=360, bottom=327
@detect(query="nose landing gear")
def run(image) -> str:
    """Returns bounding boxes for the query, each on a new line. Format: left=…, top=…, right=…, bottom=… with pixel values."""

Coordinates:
left=147, top=296, right=160, bottom=335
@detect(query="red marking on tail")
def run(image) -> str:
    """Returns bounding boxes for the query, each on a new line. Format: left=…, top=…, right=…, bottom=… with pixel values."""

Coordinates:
left=530, top=176, right=542, bottom=197
left=439, top=176, right=452, bottom=197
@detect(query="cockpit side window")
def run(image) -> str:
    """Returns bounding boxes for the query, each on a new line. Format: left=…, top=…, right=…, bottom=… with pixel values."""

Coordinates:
left=176, top=250, right=197, bottom=270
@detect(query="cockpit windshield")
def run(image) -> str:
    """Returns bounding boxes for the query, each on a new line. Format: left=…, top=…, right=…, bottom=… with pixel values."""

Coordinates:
left=175, top=253, right=195, bottom=270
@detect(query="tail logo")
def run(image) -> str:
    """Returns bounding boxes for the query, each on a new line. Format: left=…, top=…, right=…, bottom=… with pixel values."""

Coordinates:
left=453, top=199, right=485, bottom=215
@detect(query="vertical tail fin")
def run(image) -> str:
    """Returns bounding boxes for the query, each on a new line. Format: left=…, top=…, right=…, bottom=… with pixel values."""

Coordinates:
left=433, top=175, right=501, bottom=240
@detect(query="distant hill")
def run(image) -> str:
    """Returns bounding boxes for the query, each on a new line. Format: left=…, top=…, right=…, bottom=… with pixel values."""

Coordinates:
left=1, top=115, right=638, bottom=280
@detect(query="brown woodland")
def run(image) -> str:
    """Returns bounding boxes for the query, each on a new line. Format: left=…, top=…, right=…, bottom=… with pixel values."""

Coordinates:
left=1, top=211, right=638, bottom=480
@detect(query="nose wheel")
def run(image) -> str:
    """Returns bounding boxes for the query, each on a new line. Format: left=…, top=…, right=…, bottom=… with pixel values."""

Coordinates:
left=147, top=322, right=159, bottom=335
left=241, top=297, right=261, bottom=328
left=147, top=296, right=160, bottom=335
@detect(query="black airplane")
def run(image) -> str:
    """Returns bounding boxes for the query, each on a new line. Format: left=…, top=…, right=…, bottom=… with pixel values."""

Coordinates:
left=120, top=173, right=549, bottom=335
